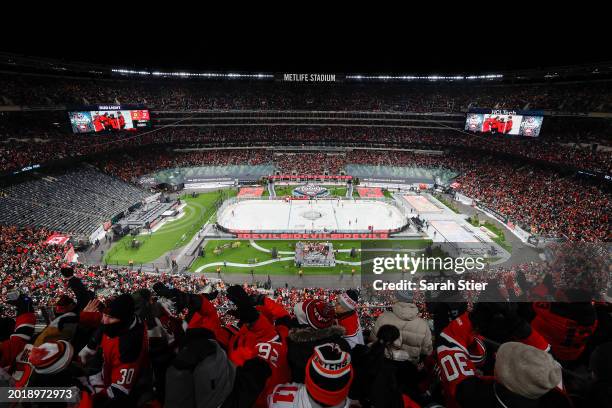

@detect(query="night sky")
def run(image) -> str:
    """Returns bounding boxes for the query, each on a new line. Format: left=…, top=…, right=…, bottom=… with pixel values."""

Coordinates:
left=3, top=20, right=609, bottom=75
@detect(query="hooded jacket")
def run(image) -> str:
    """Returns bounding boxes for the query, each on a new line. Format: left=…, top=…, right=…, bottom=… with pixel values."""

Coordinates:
left=371, top=302, right=433, bottom=362
left=165, top=295, right=271, bottom=408
left=165, top=330, right=236, bottom=408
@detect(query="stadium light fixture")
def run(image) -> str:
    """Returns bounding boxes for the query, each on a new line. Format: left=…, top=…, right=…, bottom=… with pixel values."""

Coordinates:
left=112, top=68, right=274, bottom=79
left=112, top=67, right=500, bottom=82
left=345, top=73, right=502, bottom=81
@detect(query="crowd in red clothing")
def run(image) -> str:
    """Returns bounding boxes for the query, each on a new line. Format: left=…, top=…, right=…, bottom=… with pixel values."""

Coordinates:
left=1, top=224, right=611, bottom=407
left=456, top=160, right=610, bottom=241
left=273, top=152, right=347, bottom=175
left=3, top=67, right=612, bottom=408
left=1, top=125, right=610, bottom=175
left=91, top=112, right=126, bottom=132
left=0, top=226, right=383, bottom=323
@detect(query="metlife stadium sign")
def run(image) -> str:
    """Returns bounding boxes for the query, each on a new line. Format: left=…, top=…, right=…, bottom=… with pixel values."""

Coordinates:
left=275, top=73, right=344, bottom=82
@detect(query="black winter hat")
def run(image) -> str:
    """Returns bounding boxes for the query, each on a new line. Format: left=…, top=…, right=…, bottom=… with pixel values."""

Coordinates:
left=104, top=293, right=135, bottom=322
left=0, top=317, right=15, bottom=341
left=469, top=302, right=529, bottom=342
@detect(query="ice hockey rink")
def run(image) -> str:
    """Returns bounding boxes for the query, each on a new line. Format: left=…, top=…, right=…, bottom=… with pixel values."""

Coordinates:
left=403, top=195, right=444, bottom=213
left=217, top=199, right=407, bottom=232
left=429, top=220, right=481, bottom=243
left=395, top=193, right=499, bottom=254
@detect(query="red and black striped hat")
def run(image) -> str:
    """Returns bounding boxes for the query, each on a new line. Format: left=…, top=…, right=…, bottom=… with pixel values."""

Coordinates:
left=305, top=343, right=353, bottom=406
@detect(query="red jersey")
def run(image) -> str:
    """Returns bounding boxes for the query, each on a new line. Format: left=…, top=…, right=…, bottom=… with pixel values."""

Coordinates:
left=336, top=311, right=364, bottom=348
left=0, top=312, right=35, bottom=373
left=108, top=117, right=119, bottom=130
left=225, top=298, right=291, bottom=408
left=92, top=117, right=104, bottom=132
left=489, top=118, right=499, bottom=133
left=12, top=344, right=34, bottom=387
left=503, top=119, right=513, bottom=133
left=531, top=302, right=597, bottom=361
left=436, top=312, right=549, bottom=408
left=99, top=116, right=111, bottom=129
left=95, top=318, right=149, bottom=401
left=482, top=118, right=492, bottom=132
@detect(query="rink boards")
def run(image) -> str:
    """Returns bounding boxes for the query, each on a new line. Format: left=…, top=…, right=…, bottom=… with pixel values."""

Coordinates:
left=217, top=199, right=406, bottom=233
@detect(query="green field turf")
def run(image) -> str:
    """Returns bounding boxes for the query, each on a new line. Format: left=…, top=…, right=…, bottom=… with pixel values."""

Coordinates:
left=467, top=216, right=512, bottom=252
left=104, top=190, right=236, bottom=265
left=326, top=186, right=348, bottom=197
left=433, top=194, right=461, bottom=214
left=189, top=238, right=434, bottom=275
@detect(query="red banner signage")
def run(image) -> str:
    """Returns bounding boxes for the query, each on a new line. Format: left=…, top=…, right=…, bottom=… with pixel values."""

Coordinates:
left=45, top=233, right=71, bottom=246
left=235, top=232, right=389, bottom=240
left=267, top=174, right=352, bottom=180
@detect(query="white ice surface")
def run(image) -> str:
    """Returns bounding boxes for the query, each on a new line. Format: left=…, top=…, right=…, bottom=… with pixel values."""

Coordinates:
left=217, top=199, right=405, bottom=232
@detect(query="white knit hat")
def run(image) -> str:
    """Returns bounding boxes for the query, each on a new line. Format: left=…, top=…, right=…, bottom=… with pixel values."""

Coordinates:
left=337, top=291, right=358, bottom=311
left=495, top=342, right=561, bottom=399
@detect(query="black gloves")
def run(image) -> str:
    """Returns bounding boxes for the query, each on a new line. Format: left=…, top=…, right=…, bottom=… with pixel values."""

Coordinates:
left=226, top=285, right=259, bottom=324
left=250, top=293, right=267, bottom=306
left=8, top=293, right=35, bottom=315
left=227, top=285, right=252, bottom=307
left=60, top=266, right=74, bottom=278
left=469, top=302, right=531, bottom=343
left=153, top=282, right=203, bottom=318
left=152, top=282, right=174, bottom=298
left=205, top=289, right=219, bottom=301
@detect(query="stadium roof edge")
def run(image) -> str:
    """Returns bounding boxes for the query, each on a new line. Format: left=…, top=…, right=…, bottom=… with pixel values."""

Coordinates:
left=1, top=52, right=612, bottom=83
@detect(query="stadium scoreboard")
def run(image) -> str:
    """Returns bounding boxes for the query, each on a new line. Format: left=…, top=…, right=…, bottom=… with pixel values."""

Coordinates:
left=68, top=105, right=151, bottom=134
left=465, top=108, right=544, bottom=137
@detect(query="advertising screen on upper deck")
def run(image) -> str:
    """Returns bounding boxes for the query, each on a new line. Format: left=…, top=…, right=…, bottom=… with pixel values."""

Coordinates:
left=68, top=105, right=151, bottom=134
left=465, top=109, right=544, bottom=137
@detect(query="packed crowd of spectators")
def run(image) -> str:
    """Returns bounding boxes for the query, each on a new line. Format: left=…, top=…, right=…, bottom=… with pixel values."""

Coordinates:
left=1, top=124, right=610, bottom=175
left=1, top=224, right=611, bottom=407
left=456, top=159, right=611, bottom=241
left=273, top=152, right=347, bottom=174
left=3, top=72, right=612, bottom=112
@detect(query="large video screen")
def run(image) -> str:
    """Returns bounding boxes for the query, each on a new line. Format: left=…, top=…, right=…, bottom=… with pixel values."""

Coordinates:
left=465, top=108, right=544, bottom=137
left=68, top=105, right=151, bottom=134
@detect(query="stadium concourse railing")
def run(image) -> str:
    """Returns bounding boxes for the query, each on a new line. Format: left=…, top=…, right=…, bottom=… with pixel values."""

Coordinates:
left=152, top=109, right=466, bottom=130
left=214, top=195, right=411, bottom=236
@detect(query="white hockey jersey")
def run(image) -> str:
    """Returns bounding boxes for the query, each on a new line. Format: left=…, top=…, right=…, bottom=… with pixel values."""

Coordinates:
left=267, top=383, right=351, bottom=408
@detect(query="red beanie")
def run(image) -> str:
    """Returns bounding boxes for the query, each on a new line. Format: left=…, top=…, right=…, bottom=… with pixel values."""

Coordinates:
left=54, top=295, right=76, bottom=314
left=294, top=299, right=335, bottom=329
